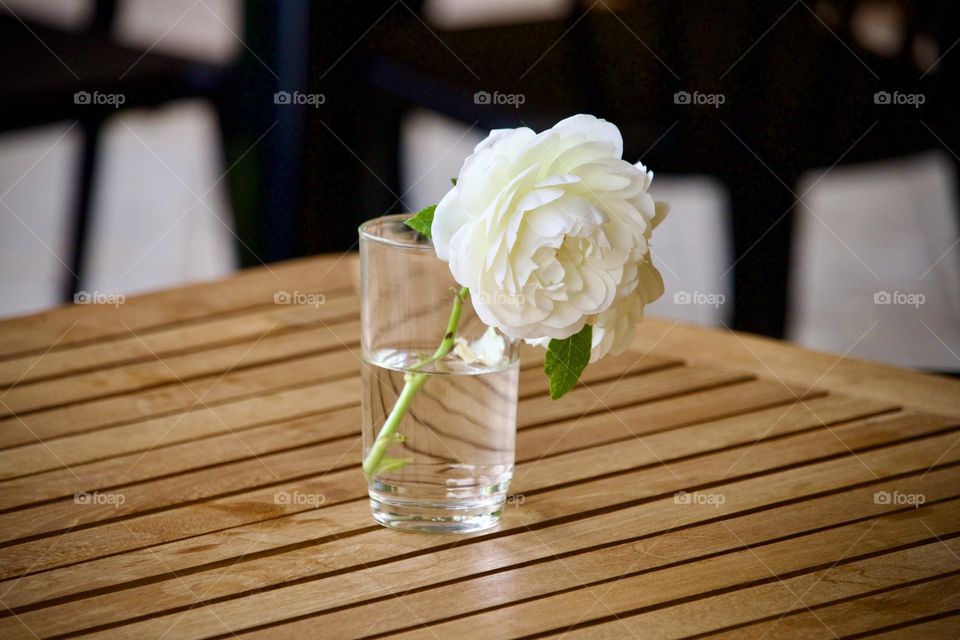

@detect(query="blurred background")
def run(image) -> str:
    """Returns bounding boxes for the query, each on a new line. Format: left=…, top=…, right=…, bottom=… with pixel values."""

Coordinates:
left=1, top=0, right=958, bottom=372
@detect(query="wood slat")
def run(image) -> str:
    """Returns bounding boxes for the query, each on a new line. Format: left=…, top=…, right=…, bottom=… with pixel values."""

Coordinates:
left=517, top=364, right=749, bottom=428
left=265, top=506, right=960, bottom=640
left=518, top=349, right=679, bottom=398
left=0, top=255, right=355, bottom=359
left=208, top=476, right=960, bottom=640
left=512, top=394, right=898, bottom=491
left=0, top=377, right=362, bottom=480
left=1, top=254, right=958, bottom=639
left=633, top=318, right=960, bottom=417
left=0, top=320, right=361, bottom=417
left=0, top=370, right=793, bottom=567
left=5, top=412, right=960, bottom=633
left=515, top=378, right=818, bottom=460
left=0, top=347, right=360, bottom=449
left=0, top=294, right=359, bottom=388
left=545, top=541, right=960, bottom=640
left=0, top=407, right=359, bottom=510
left=0, top=395, right=907, bottom=610
left=0, top=344, right=672, bottom=450
left=43, top=492, right=960, bottom=639
left=0, top=352, right=683, bottom=483
left=0, top=351, right=674, bottom=509
left=699, top=574, right=960, bottom=640
left=0, top=389, right=882, bottom=514
left=5, top=467, right=954, bottom=623
left=0, top=385, right=889, bottom=546
left=865, top=614, right=960, bottom=639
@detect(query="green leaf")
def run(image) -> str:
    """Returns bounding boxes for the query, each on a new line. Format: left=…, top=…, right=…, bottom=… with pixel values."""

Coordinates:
left=404, top=204, right=435, bottom=239
left=451, top=177, right=457, bottom=186
left=544, top=324, right=592, bottom=400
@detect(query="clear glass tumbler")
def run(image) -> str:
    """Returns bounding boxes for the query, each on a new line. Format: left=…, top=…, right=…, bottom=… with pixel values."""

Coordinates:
left=359, top=214, right=520, bottom=533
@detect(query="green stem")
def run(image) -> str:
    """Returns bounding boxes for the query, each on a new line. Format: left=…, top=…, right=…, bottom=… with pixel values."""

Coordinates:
left=363, top=286, right=469, bottom=480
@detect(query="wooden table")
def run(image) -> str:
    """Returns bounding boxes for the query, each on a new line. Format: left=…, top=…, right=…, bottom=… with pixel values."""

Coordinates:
left=1, top=255, right=958, bottom=639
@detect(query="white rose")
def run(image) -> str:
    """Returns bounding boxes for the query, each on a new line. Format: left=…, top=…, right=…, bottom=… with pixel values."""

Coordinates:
left=453, top=326, right=507, bottom=367
left=432, top=114, right=668, bottom=361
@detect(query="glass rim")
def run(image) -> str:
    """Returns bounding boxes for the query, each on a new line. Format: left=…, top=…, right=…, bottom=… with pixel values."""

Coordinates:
left=358, top=214, right=434, bottom=253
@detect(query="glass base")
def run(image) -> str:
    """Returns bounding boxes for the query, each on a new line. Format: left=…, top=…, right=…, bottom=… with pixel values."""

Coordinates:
left=369, top=478, right=509, bottom=534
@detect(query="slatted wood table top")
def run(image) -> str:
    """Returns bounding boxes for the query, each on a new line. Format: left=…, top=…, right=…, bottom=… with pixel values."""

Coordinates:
left=1, top=254, right=958, bottom=639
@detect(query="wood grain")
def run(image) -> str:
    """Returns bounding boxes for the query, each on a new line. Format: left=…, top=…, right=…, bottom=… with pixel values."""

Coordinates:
left=0, top=396, right=912, bottom=608
left=0, top=254, right=956, bottom=640
left=0, top=255, right=355, bottom=359
left=632, top=318, right=960, bottom=417
left=699, top=575, right=960, bottom=640
left=0, top=293, right=360, bottom=387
